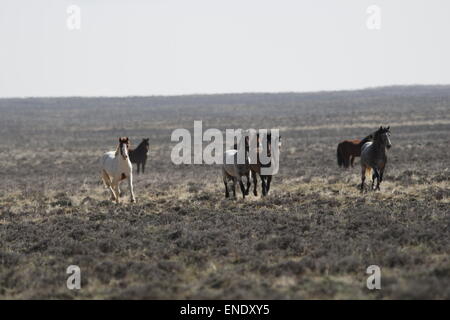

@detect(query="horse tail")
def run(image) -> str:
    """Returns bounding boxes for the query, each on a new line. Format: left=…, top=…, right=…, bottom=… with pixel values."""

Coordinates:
left=365, top=166, right=373, bottom=178
left=337, top=144, right=344, bottom=167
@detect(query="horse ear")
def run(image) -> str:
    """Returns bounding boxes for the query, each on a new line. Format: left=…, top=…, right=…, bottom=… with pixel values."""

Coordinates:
left=387, top=126, right=390, bottom=131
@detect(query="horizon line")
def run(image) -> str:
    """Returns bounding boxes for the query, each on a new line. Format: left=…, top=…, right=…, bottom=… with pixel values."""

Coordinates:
left=1, top=83, right=450, bottom=100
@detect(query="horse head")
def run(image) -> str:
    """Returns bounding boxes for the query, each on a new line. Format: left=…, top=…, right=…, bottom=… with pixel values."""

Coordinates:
left=143, top=138, right=150, bottom=152
left=118, top=137, right=130, bottom=160
left=375, top=126, right=391, bottom=149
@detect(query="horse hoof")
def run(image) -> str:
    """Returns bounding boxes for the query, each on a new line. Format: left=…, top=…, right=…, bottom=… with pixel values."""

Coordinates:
left=131, top=199, right=136, bottom=203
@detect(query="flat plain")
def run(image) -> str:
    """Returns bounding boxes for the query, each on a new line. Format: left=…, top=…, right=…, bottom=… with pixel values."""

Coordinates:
left=0, top=85, right=449, bottom=299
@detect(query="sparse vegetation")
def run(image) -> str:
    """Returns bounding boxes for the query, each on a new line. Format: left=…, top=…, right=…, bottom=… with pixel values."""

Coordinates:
left=0, top=86, right=449, bottom=299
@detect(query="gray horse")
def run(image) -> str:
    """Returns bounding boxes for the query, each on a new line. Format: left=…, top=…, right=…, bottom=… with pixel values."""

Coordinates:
left=222, top=135, right=251, bottom=199
left=360, top=126, right=392, bottom=191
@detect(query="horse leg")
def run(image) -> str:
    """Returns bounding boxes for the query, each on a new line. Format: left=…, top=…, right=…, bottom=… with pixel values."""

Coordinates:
left=371, top=171, right=376, bottom=190
left=136, top=163, right=140, bottom=175
left=379, top=161, right=386, bottom=186
left=378, top=170, right=384, bottom=191
left=142, top=161, right=146, bottom=174
left=374, top=168, right=381, bottom=191
left=261, top=175, right=267, bottom=197
left=102, top=170, right=116, bottom=201
left=252, top=170, right=258, bottom=196
left=350, top=156, right=355, bottom=167
left=343, top=153, right=350, bottom=168
left=111, top=179, right=120, bottom=204
left=224, top=180, right=229, bottom=198
left=222, top=168, right=230, bottom=198
left=117, top=184, right=122, bottom=198
left=371, top=167, right=380, bottom=191
left=232, top=177, right=237, bottom=199
left=128, top=174, right=136, bottom=203
left=238, top=177, right=246, bottom=199
left=244, top=173, right=250, bottom=196
left=266, top=175, right=272, bottom=194
left=360, top=166, right=366, bottom=192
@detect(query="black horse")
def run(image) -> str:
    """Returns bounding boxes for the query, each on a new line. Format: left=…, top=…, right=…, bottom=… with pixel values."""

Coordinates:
left=129, top=138, right=149, bottom=174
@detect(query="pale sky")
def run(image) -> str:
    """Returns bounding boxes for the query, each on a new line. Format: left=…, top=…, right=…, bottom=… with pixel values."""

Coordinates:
left=1, top=0, right=450, bottom=97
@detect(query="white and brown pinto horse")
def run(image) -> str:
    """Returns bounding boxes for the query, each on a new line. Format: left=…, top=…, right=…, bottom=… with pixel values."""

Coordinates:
left=100, top=137, right=136, bottom=203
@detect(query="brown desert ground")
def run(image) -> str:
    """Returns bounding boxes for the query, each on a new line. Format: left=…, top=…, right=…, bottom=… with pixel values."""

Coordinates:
left=0, top=85, right=449, bottom=299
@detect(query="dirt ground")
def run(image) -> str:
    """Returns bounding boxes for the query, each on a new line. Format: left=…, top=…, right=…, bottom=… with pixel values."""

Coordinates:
left=0, top=85, right=449, bottom=299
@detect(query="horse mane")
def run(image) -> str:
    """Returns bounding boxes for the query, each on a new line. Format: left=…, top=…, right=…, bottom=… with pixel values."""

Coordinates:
left=358, top=133, right=374, bottom=147
left=361, top=127, right=390, bottom=146
left=115, top=142, right=124, bottom=156
left=133, top=140, right=146, bottom=151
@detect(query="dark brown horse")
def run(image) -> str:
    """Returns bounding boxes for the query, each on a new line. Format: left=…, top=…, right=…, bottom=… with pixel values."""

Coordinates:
left=249, top=131, right=281, bottom=197
left=129, top=138, right=149, bottom=174
left=337, top=133, right=373, bottom=168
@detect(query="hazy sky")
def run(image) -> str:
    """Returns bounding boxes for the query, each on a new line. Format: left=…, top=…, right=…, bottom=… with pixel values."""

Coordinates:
left=1, top=0, right=450, bottom=97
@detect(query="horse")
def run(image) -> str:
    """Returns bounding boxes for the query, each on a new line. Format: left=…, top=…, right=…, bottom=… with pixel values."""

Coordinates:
left=337, top=134, right=374, bottom=168
left=129, top=138, right=149, bottom=174
left=360, top=126, right=391, bottom=191
left=249, top=131, right=281, bottom=197
left=221, top=134, right=251, bottom=199
left=100, top=137, right=136, bottom=203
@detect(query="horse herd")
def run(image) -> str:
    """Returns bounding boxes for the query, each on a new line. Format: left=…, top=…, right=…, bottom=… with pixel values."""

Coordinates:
left=100, top=126, right=391, bottom=203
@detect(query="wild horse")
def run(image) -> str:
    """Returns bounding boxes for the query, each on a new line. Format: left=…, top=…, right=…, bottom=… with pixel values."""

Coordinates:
left=100, top=137, right=136, bottom=203
left=360, top=126, right=392, bottom=191
left=129, top=138, right=150, bottom=174
left=337, top=133, right=373, bottom=168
